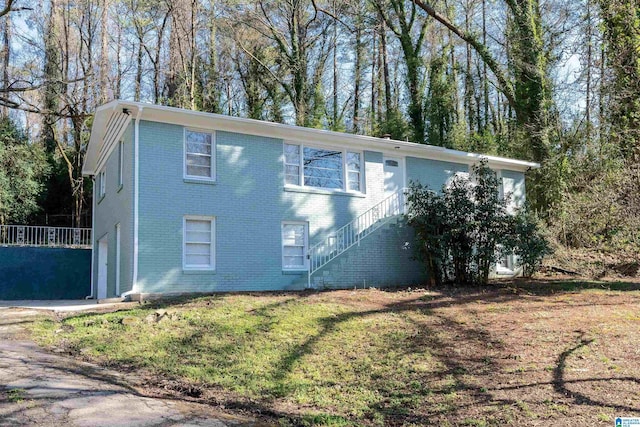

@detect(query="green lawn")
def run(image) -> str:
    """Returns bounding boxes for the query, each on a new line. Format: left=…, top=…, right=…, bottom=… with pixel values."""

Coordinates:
left=30, top=282, right=640, bottom=426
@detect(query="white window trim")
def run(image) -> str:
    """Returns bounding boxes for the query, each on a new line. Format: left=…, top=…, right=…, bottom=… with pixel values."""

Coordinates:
left=118, top=141, right=124, bottom=187
left=283, top=141, right=364, bottom=194
left=282, top=221, right=309, bottom=271
left=184, top=128, right=216, bottom=182
left=183, top=216, right=216, bottom=271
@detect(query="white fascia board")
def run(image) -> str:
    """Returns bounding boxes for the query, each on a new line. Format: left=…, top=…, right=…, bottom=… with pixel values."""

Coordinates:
left=84, top=100, right=540, bottom=175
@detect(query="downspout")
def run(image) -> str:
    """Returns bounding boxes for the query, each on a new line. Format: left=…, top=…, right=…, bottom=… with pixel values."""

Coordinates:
left=86, top=176, right=96, bottom=299
left=129, top=106, right=143, bottom=296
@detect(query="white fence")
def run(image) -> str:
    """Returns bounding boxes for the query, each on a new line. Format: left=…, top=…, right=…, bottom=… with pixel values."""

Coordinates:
left=0, top=225, right=92, bottom=249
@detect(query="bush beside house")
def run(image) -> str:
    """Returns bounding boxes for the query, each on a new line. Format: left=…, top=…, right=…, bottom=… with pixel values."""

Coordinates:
left=406, top=159, right=551, bottom=285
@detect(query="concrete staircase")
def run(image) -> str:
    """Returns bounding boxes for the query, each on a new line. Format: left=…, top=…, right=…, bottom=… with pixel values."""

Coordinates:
left=309, top=215, right=425, bottom=289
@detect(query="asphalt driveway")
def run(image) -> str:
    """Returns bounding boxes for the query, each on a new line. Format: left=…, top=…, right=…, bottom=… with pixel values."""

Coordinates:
left=0, top=307, right=261, bottom=427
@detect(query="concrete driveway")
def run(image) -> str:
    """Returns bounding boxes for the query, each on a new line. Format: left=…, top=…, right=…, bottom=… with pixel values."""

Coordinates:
left=0, top=307, right=263, bottom=426
left=0, top=300, right=132, bottom=312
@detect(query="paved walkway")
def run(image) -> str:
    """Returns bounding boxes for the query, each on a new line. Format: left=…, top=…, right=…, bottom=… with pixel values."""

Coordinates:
left=0, top=300, right=132, bottom=312
left=0, top=308, right=262, bottom=427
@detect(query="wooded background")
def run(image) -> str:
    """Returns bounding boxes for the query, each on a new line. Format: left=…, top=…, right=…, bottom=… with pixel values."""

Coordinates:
left=1, top=0, right=639, bottom=261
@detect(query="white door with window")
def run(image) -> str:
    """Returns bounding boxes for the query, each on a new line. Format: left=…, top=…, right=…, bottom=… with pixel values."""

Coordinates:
left=383, top=156, right=404, bottom=215
left=97, top=236, right=108, bottom=299
left=383, top=156, right=404, bottom=196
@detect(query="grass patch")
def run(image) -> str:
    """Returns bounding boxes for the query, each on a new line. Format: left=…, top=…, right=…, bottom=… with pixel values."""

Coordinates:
left=29, top=284, right=640, bottom=425
left=6, top=388, right=26, bottom=403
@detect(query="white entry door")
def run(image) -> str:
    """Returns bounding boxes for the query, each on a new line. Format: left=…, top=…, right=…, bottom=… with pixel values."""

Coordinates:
left=383, top=156, right=404, bottom=196
left=97, top=236, right=108, bottom=299
left=383, top=156, right=405, bottom=215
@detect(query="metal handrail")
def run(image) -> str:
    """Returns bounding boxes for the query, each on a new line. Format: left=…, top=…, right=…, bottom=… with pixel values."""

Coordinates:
left=0, top=225, right=92, bottom=249
left=307, top=188, right=406, bottom=285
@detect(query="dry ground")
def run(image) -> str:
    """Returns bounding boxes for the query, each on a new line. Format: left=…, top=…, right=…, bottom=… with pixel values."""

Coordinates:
left=30, top=279, right=640, bottom=426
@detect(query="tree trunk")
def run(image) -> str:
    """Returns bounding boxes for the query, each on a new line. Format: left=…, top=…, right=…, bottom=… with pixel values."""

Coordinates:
left=352, top=2, right=363, bottom=133
left=332, top=16, right=338, bottom=129
left=99, top=0, right=109, bottom=103
left=43, top=0, right=62, bottom=154
left=379, top=12, right=392, bottom=117
left=1, top=12, right=9, bottom=117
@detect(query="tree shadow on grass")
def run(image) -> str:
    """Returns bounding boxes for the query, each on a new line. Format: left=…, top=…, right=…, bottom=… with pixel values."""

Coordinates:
left=552, top=333, right=640, bottom=413
left=495, top=277, right=640, bottom=294
left=259, top=290, right=521, bottom=422
left=259, top=288, right=640, bottom=424
left=31, top=286, right=640, bottom=424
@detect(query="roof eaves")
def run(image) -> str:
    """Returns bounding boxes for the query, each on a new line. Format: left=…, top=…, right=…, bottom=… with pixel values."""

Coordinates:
left=85, top=100, right=540, bottom=175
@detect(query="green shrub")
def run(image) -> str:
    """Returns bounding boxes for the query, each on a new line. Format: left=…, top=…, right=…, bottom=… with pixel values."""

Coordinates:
left=406, top=159, right=549, bottom=285
left=512, top=208, right=553, bottom=277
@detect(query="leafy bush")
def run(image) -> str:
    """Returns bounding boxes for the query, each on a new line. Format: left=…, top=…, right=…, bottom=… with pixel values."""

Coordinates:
left=406, top=159, right=550, bottom=285
left=512, top=208, right=553, bottom=277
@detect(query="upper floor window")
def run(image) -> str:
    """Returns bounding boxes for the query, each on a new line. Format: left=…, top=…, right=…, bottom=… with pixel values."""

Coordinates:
left=445, top=171, right=470, bottom=189
left=118, top=141, right=124, bottom=187
left=284, top=143, right=362, bottom=192
left=184, top=129, right=215, bottom=181
left=500, top=175, right=517, bottom=213
left=98, top=169, right=106, bottom=199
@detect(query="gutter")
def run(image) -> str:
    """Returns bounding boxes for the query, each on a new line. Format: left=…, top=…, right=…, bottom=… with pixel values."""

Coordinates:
left=86, top=175, right=96, bottom=299
left=132, top=107, right=143, bottom=293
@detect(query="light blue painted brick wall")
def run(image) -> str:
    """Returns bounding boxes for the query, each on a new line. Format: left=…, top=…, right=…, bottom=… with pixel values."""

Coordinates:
left=93, top=124, right=134, bottom=297
left=406, top=158, right=526, bottom=205
left=406, top=157, right=470, bottom=191
left=136, top=121, right=421, bottom=292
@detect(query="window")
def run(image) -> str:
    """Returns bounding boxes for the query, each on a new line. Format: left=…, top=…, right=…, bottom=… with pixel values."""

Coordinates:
left=183, top=216, right=215, bottom=270
left=284, top=143, right=362, bottom=192
left=284, top=143, right=301, bottom=185
left=184, top=129, right=215, bottom=180
left=497, top=173, right=517, bottom=273
left=346, top=152, right=361, bottom=191
left=98, top=169, right=106, bottom=199
left=303, top=147, right=343, bottom=189
left=117, top=141, right=124, bottom=187
left=445, top=170, right=470, bottom=188
left=500, top=175, right=517, bottom=213
left=497, top=252, right=514, bottom=274
left=282, top=221, right=308, bottom=270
